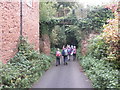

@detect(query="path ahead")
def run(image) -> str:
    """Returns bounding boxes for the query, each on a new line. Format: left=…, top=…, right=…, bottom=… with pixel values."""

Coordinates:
left=32, top=60, right=92, bottom=88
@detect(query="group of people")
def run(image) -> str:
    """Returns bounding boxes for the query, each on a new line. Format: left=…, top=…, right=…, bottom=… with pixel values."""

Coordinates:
left=55, top=45, right=77, bottom=66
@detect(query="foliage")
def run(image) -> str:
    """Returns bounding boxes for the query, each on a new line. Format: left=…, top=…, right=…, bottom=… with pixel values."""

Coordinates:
left=40, top=1, right=78, bottom=35
left=87, top=31, right=120, bottom=67
left=50, top=48, right=56, bottom=55
left=50, top=25, right=66, bottom=48
left=65, top=25, right=81, bottom=47
left=80, top=56, right=119, bottom=88
left=51, top=6, right=115, bottom=49
left=77, top=3, right=120, bottom=88
left=76, top=44, right=82, bottom=60
left=102, top=12, right=120, bottom=61
left=40, top=1, right=56, bottom=35
left=77, top=7, right=114, bottom=32
left=40, top=1, right=56, bottom=22
left=40, top=1, right=80, bottom=48
left=87, top=35, right=108, bottom=59
left=50, top=48, right=62, bottom=55
left=55, top=2, right=76, bottom=10
left=83, top=7, right=119, bottom=62
left=50, top=25, right=82, bottom=48
left=1, top=37, right=55, bottom=88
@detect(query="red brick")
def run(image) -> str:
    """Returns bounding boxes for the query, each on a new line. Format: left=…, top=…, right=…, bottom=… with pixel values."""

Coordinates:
left=0, top=1, right=39, bottom=63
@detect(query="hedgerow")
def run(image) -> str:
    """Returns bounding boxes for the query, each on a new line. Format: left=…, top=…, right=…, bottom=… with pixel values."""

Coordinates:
left=1, top=37, right=55, bottom=89
left=80, top=56, right=119, bottom=88
left=77, top=3, right=120, bottom=88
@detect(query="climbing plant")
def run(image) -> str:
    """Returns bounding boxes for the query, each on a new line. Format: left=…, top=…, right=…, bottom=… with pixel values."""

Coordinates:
left=50, top=25, right=66, bottom=48
left=77, top=6, right=114, bottom=33
left=40, top=1, right=56, bottom=35
left=78, top=2, right=120, bottom=88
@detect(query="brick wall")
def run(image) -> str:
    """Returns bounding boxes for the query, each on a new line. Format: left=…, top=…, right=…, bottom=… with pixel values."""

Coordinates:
left=22, top=1, right=39, bottom=51
left=0, top=1, right=39, bottom=64
left=0, top=6, right=1, bottom=62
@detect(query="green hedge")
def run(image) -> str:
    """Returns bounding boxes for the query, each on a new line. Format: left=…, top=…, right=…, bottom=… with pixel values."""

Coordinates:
left=79, top=56, right=119, bottom=88
left=77, top=7, right=114, bottom=32
left=1, top=37, right=55, bottom=89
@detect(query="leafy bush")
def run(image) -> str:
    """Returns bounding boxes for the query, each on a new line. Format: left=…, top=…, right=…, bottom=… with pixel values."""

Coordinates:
left=77, top=2, right=120, bottom=89
left=102, top=12, right=120, bottom=61
left=50, top=25, right=66, bottom=48
left=87, top=35, right=108, bottom=59
left=1, top=37, right=55, bottom=88
left=77, top=7, right=114, bottom=32
left=80, top=56, right=119, bottom=88
left=87, top=9, right=120, bottom=62
left=77, top=44, right=83, bottom=60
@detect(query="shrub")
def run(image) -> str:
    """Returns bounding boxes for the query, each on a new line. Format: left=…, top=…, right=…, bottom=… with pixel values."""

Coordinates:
left=1, top=37, right=55, bottom=88
left=80, top=56, right=119, bottom=88
left=87, top=35, right=108, bottom=59
left=77, top=45, right=83, bottom=60
left=77, top=7, right=114, bottom=32
left=102, top=12, right=120, bottom=61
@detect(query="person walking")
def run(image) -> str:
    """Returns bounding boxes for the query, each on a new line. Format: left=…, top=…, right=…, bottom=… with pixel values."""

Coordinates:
left=62, top=46, right=68, bottom=65
left=73, top=46, right=77, bottom=61
left=67, top=45, right=71, bottom=61
left=70, top=45, right=74, bottom=61
left=56, top=48, right=61, bottom=66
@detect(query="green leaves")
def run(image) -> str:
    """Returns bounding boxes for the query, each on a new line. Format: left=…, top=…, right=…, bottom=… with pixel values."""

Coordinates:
left=1, top=37, right=55, bottom=88
left=40, top=1, right=57, bottom=35
left=80, top=56, right=119, bottom=88
left=40, top=1, right=56, bottom=22
left=50, top=25, right=66, bottom=48
left=77, top=7, right=114, bottom=32
left=87, top=35, right=108, bottom=59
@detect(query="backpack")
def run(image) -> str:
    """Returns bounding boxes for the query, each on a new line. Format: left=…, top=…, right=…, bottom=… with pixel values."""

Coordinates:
left=64, top=49, right=68, bottom=56
left=73, top=49, right=76, bottom=54
left=67, top=48, right=71, bottom=54
left=56, top=51, right=61, bottom=57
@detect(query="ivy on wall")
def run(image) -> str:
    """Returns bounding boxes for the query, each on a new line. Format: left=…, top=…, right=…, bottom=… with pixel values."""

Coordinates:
left=77, top=7, right=114, bottom=32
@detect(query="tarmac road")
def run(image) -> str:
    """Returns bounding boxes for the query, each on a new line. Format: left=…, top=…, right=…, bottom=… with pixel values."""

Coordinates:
left=32, top=59, right=93, bottom=88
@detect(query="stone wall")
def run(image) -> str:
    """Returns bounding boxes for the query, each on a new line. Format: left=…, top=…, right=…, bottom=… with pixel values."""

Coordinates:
left=0, top=1, right=39, bottom=63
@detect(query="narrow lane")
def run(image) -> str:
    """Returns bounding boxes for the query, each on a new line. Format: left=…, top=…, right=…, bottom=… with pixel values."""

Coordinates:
left=32, top=59, right=92, bottom=88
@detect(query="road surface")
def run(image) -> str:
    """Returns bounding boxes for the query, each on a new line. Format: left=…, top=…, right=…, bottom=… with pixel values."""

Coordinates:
left=32, top=59, right=93, bottom=88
